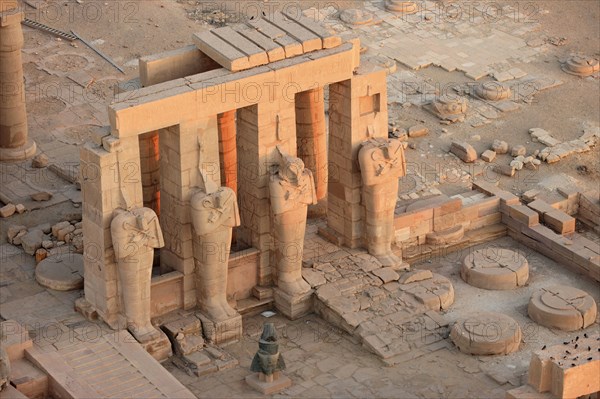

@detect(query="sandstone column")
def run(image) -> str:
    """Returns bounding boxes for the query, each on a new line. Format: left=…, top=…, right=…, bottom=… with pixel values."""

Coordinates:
left=295, top=88, right=327, bottom=201
left=139, top=131, right=160, bottom=215
left=218, top=111, right=237, bottom=195
left=0, top=0, right=36, bottom=161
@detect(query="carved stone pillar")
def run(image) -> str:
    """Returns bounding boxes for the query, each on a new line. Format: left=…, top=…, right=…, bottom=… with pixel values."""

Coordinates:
left=0, top=1, right=36, bottom=161
left=139, top=131, right=160, bottom=215
left=295, top=88, right=327, bottom=201
left=218, top=111, right=237, bottom=195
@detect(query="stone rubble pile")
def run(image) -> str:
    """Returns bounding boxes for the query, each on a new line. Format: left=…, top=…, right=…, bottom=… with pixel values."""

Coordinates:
left=6, top=219, right=83, bottom=259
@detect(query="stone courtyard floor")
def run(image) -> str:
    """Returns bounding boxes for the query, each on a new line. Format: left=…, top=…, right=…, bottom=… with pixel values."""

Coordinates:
left=162, top=229, right=599, bottom=398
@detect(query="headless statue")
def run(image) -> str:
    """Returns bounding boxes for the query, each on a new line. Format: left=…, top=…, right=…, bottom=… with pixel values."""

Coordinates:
left=191, top=173, right=240, bottom=322
left=269, top=147, right=317, bottom=296
left=111, top=207, right=164, bottom=343
left=358, top=138, right=406, bottom=267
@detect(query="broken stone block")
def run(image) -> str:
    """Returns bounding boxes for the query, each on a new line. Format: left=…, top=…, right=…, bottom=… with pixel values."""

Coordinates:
left=31, top=153, right=49, bottom=168
left=408, top=126, right=429, bottom=138
left=35, top=248, right=47, bottom=264
left=480, top=150, right=496, bottom=162
left=371, top=267, right=400, bottom=283
left=15, top=204, right=25, bottom=214
left=510, top=159, right=524, bottom=170
left=529, top=128, right=550, bottom=140
left=522, top=189, right=539, bottom=202
left=21, top=229, right=44, bottom=255
left=30, top=192, right=52, bottom=201
left=32, top=223, right=51, bottom=234
left=12, top=230, right=27, bottom=246
left=511, top=145, right=526, bottom=157
left=41, top=240, right=53, bottom=249
left=7, top=225, right=27, bottom=244
left=450, top=141, right=477, bottom=163
left=57, top=225, right=76, bottom=241
left=0, top=204, right=16, bottom=218
left=495, top=164, right=516, bottom=176
left=491, top=140, right=509, bottom=154
left=51, top=221, right=71, bottom=237
left=162, top=316, right=204, bottom=356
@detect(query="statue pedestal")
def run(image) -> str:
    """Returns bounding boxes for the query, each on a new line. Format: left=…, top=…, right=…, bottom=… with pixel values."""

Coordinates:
left=273, top=289, right=314, bottom=320
left=136, top=329, right=172, bottom=362
left=245, top=372, right=292, bottom=395
left=196, top=313, right=242, bottom=345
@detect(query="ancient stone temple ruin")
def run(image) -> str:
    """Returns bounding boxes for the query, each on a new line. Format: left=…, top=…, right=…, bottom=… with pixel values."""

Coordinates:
left=1, top=2, right=599, bottom=398
left=75, top=12, right=397, bottom=356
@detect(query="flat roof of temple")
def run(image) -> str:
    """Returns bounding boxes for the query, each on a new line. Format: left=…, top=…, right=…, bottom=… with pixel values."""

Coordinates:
left=192, top=11, right=342, bottom=72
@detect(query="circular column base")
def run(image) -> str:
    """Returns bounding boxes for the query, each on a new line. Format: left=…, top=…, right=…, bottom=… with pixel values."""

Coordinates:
left=36, top=254, right=84, bottom=291
left=450, top=312, right=522, bottom=355
left=461, top=248, right=529, bottom=290
left=0, top=139, right=37, bottom=162
left=528, top=285, right=597, bottom=331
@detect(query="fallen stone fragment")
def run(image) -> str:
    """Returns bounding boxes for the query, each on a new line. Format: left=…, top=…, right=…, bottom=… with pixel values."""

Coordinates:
left=15, top=204, right=26, bottom=214
left=408, top=126, right=429, bottom=138
left=57, top=225, right=76, bottom=241
left=31, top=153, right=49, bottom=168
left=31, top=192, right=52, bottom=201
left=7, top=224, right=27, bottom=244
left=21, top=229, right=44, bottom=255
left=35, top=248, right=47, bottom=264
left=0, top=204, right=16, bottom=218
left=450, top=141, right=477, bottom=162
left=510, top=160, right=524, bottom=170
left=511, top=145, right=526, bottom=157
left=480, top=150, right=496, bottom=162
left=491, top=139, right=509, bottom=154
left=494, top=164, right=516, bottom=176
left=522, top=189, right=539, bottom=202
left=12, top=230, right=27, bottom=246
left=52, top=221, right=71, bottom=237
left=41, top=240, right=54, bottom=249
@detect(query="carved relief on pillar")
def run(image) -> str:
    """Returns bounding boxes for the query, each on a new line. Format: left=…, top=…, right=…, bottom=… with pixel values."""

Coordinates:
left=110, top=207, right=164, bottom=343
left=358, top=138, right=406, bottom=267
left=269, top=147, right=317, bottom=319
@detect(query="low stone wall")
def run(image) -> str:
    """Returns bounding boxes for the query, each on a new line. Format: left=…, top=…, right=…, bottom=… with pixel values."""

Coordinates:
left=393, top=182, right=507, bottom=263
left=494, top=187, right=600, bottom=283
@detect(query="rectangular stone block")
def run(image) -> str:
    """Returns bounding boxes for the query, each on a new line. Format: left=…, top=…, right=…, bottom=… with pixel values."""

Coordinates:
left=508, top=205, right=540, bottom=226
left=544, top=209, right=576, bottom=235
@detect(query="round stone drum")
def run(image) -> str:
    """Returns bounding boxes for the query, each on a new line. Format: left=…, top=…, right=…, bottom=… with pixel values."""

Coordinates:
left=528, top=285, right=597, bottom=331
left=461, top=248, right=529, bottom=290
left=450, top=312, right=522, bottom=355
left=35, top=254, right=84, bottom=291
